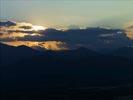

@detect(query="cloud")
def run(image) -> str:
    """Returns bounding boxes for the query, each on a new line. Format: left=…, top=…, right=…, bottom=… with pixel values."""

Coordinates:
left=19, top=25, right=32, bottom=29
left=1, top=21, right=133, bottom=50
left=0, top=32, right=43, bottom=42
left=0, top=21, right=46, bottom=33
left=0, top=21, right=44, bottom=41
left=3, top=41, right=68, bottom=51
left=124, top=22, right=133, bottom=39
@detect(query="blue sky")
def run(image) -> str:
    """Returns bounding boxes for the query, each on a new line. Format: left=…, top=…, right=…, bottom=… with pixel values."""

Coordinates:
left=0, top=0, right=133, bottom=28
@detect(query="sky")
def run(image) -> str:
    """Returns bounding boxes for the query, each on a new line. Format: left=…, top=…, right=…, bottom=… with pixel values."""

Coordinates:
left=0, top=0, right=133, bottom=50
left=0, top=0, right=133, bottom=28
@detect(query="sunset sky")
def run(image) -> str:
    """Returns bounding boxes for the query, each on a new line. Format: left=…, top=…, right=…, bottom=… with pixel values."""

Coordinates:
left=1, top=0, right=133, bottom=28
left=0, top=0, right=133, bottom=50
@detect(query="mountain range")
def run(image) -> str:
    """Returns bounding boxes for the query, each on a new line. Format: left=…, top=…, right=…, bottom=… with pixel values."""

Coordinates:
left=1, top=43, right=133, bottom=66
left=0, top=42, right=133, bottom=100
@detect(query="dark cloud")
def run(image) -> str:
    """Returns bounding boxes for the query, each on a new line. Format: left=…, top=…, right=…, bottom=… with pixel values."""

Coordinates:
left=19, top=25, right=32, bottom=29
left=2, top=27, right=132, bottom=50
left=1, top=21, right=133, bottom=50
left=0, top=37, right=15, bottom=42
left=7, top=30, right=40, bottom=34
left=41, top=28, right=133, bottom=50
left=17, top=35, right=44, bottom=41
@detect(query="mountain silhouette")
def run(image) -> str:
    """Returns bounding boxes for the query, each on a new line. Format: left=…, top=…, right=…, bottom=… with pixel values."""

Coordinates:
left=1, top=43, right=133, bottom=100
left=0, top=43, right=43, bottom=66
left=0, top=21, right=16, bottom=27
left=1, top=43, right=133, bottom=66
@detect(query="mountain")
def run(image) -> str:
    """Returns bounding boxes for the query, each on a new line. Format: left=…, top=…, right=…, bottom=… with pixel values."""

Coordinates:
left=0, top=43, right=43, bottom=66
left=1, top=43, right=133, bottom=66
left=46, top=47, right=100, bottom=60
left=1, top=43, right=133, bottom=100
left=0, top=21, right=16, bottom=27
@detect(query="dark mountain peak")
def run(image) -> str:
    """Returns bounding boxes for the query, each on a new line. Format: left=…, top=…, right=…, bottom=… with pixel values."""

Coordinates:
left=0, top=43, right=43, bottom=66
left=0, top=43, right=33, bottom=51
left=17, top=45, right=32, bottom=49
left=0, top=21, right=16, bottom=27
left=16, top=45, right=42, bottom=54
left=0, top=43, right=34, bottom=53
left=0, top=43, right=16, bottom=49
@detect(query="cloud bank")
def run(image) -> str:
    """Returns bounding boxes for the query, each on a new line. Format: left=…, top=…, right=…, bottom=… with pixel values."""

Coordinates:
left=0, top=21, right=133, bottom=50
left=124, top=22, right=133, bottom=39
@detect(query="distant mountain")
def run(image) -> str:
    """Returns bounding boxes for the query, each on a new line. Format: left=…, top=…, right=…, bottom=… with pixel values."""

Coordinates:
left=0, top=43, right=43, bottom=66
left=1, top=43, right=133, bottom=100
left=0, top=21, right=16, bottom=27
left=1, top=43, right=133, bottom=67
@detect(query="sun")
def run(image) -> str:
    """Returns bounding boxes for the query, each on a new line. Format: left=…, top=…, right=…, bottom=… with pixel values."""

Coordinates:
left=32, top=25, right=46, bottom=31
